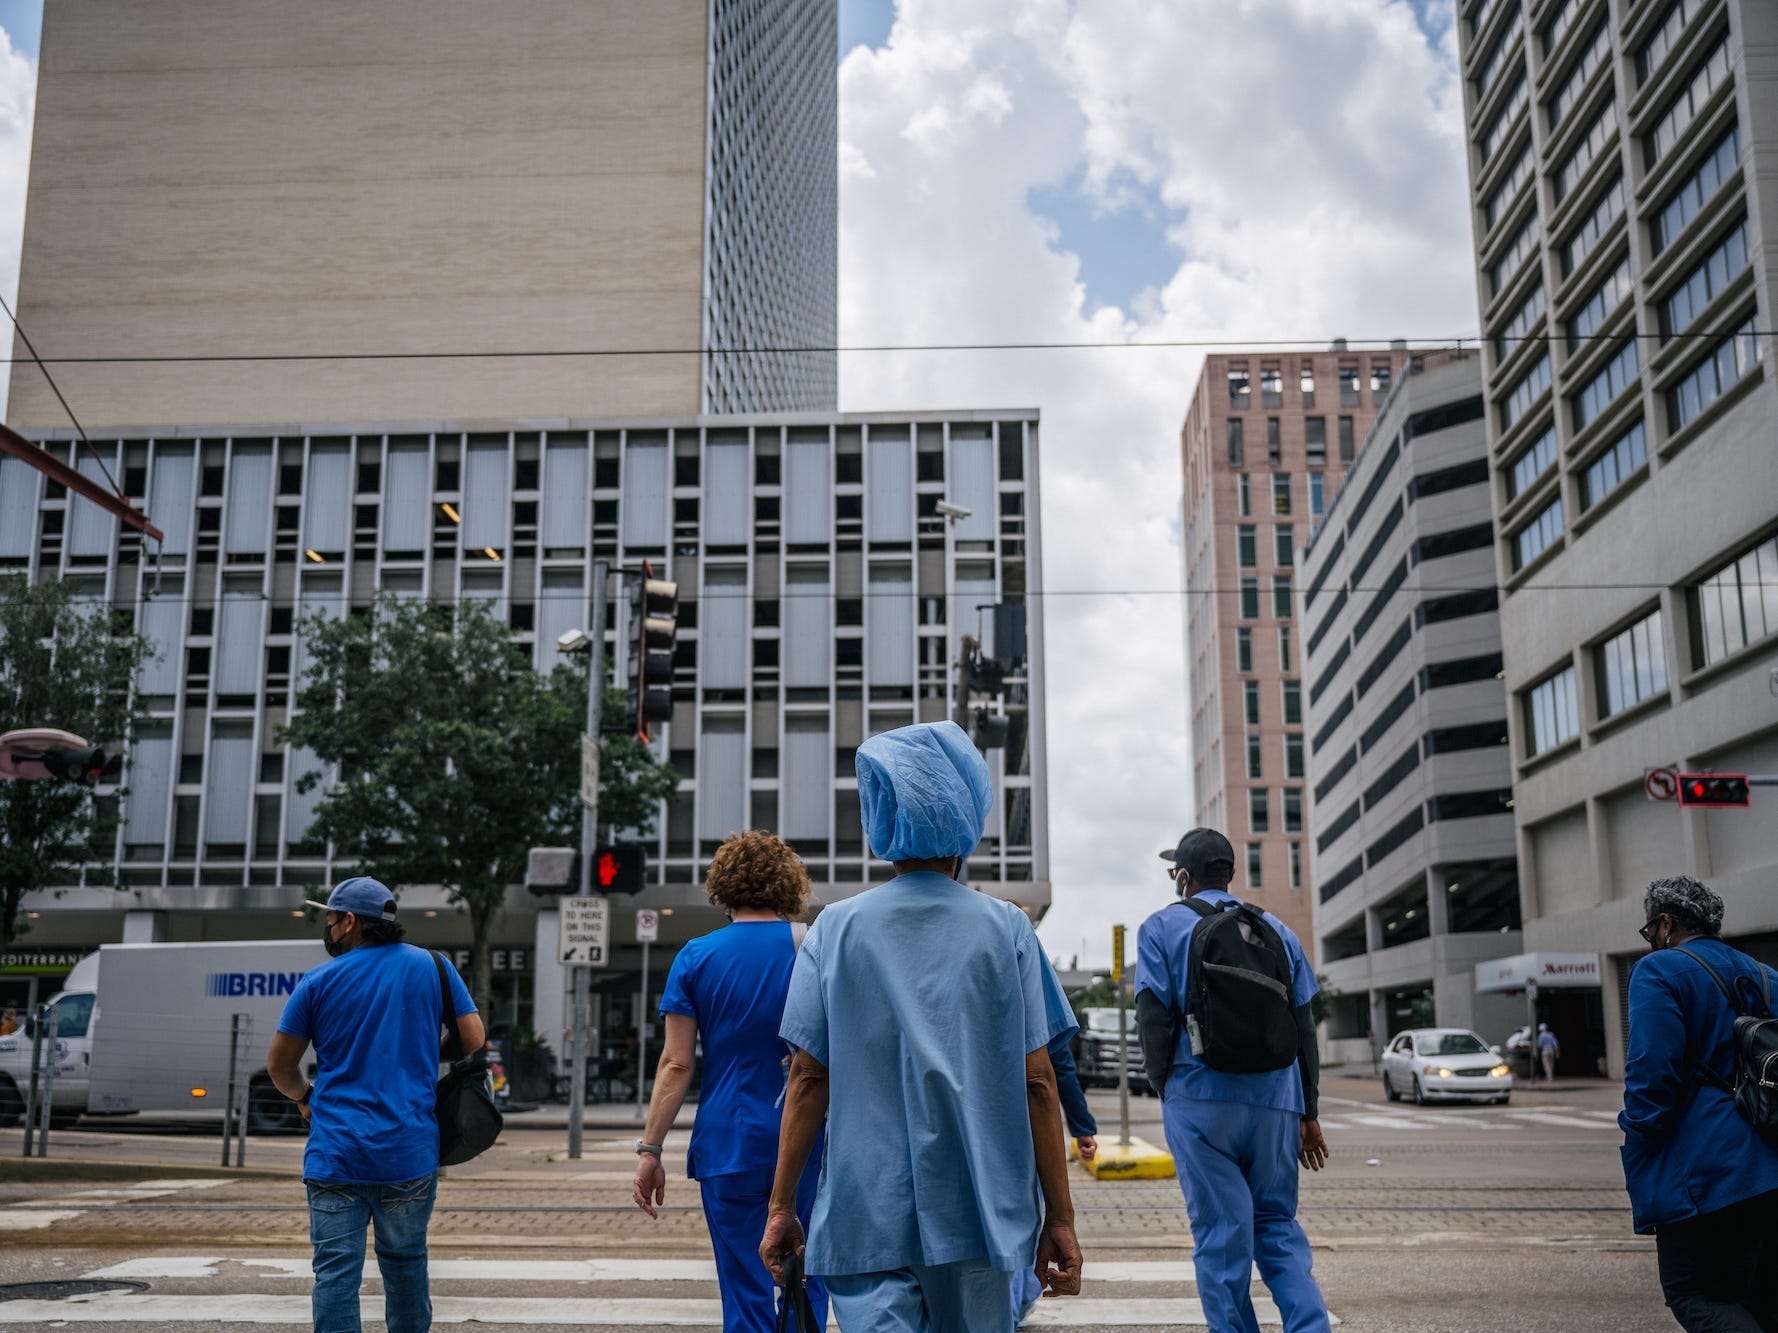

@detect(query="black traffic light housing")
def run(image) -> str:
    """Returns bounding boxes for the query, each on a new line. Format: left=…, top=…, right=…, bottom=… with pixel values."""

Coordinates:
left=625, top=562, right=678, bottom=742
left=40, top=746, right=123, bottom=786
left=592, top=843, right=648, bottom=895
left=1675, top=773, right=1751, bottom=809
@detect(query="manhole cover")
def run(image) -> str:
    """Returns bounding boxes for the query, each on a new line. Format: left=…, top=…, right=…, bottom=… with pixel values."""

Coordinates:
left=0, top=1279, right=149, bottom=1302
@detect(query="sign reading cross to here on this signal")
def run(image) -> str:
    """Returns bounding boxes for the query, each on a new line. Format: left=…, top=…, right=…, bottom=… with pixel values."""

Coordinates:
left=560, top=896, right=610, bottom=967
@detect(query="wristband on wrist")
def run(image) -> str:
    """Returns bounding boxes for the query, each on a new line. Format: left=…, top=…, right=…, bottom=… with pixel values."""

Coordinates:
left=636, top=1140, right=664, bottom=1157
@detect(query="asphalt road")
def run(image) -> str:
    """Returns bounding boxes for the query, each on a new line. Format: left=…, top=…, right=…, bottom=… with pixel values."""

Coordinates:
left=0, top=1074, right=1678, bottom=1330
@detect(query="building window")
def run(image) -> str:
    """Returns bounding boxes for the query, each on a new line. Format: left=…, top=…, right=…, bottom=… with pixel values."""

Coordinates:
left=1272, top=575, right=1294, bottom=619
left=1482, top=142, right=1534, bottom=233
left=1476, top=74, right=1528, bottom=166
left=1300, top=362, right=1316, bottom=406
left=1636, top=0, right=1692, bottom=86
left=1244, top=680, right=1261, bottom=726
left=1661, top=218, right=1750, bottom=339
left=1337, top=417, right=1355, bottom=463
left=1473, top=6, right=1524, bottom=98
left=1274, top=524, right=1295, bottom=568
left=1513, top=497, right=1565, bottom=570
left=1668, top=315, right=1761, bottom=431
left=1545, top=21, right=1609, bottom=131
left=1581, top=420, right=1647, bottom=511
left=1596, top=608, right=1669, bottom=718
left=1249, top=788, right=1270, bottom=834
left=1525, top=665, right=1579, bottom=755
left=1238, top=473, right=1252, bottom=517
left=1558, top=174, right=1623, bottom=278
left=1267, top=418, right=1282, bottom=465
left=1227, top=418, right=1244, bottom=465
left=1272, top=474, right=1292, bottom=515
left=1492, top=211, right=1541, bottom=295
left=1501, top=355, right=1551, bottom=431
left=1339, top=365, right=1361, bottom=407
left=1566, top=256, right=1631, bottom=350
left=1645, top=34, right=1731, bottom=169
left=1553, top=98, right=1617, bottom=203
left=1247, top=842, right=1264, bottom=884
left=1285, top=733, right=1305, bottom=778
left=1309, top=473, right=1326, bottom=520
left=1283, top=788, right=1303, bottom=833
left=1571, top=341, right=1638, bottom=432
left=1278, top=625, right=1293, bottom=673
left=1261, top=366, right=1283, bottom=407
left=1229, top=368, right=1251, bottom=409
left=1247, top=733, right=1264, bottom=780
left=1652, top=126, right=1739, bottom=257
left=1237, top=524, right=1258, bottom=568
left=1289, top=841, right=1303, bottom=889
left=1505, top=425, right=1558, bottom=500
left=1370, top=364, right=1391, bottom=400
left=1282, top=679, right=1302, bottom=726
left=1495, top=281, right=1547, bottom=361
left=1689, top=532, right=1778, bottom=669
left=1240, top=577, right=1260, bottom=619
left=1304, top=417, right=1326, bottom=465
left=1236, top=626, right=1253, bottom=672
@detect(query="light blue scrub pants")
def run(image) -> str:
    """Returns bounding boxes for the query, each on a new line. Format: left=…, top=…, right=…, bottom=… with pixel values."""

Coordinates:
left=700, top=1164, right=827, bottom=1333
left=826, top=1258, right=1017, bottom=1333
left=1160, top=1096, right=1330, bottom=1333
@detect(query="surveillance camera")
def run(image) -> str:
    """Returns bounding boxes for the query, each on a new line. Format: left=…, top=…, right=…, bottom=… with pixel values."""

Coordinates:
left=556, top=628, right=592, bottom=654
left=935, top=501, right=972, bottom=520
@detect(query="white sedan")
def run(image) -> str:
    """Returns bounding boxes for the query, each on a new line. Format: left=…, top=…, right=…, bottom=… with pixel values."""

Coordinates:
left=1381, top=1028, right=1513, bottom=1105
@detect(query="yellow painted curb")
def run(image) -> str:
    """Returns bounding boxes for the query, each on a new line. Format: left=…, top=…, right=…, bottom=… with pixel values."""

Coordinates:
left=1081, top=1135, right=1176, bottom=1180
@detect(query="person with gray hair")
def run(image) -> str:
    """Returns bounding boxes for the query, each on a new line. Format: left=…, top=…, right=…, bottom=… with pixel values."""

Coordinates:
left=1620, top=874, right=1778, bottom=1329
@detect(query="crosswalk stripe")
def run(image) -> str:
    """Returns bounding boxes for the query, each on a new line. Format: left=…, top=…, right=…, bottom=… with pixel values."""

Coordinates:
left=1504, top=1110, right=1617, bottom=1130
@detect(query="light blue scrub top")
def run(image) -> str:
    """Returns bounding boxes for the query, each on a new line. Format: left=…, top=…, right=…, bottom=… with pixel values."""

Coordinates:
left=779, top=872, right=1076, bottom=1276
left=1134, top=889, right=1318, bottom=1113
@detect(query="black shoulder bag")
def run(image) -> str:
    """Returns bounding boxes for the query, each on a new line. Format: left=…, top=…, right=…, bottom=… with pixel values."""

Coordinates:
left=776, top=1251, right=821, bottom=1333
left=431, top=951, right=504, bottom=1166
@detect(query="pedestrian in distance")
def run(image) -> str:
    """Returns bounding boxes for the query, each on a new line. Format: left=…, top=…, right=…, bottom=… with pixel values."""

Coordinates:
left=1536, top=1023, right=1560, bottom=1083
left=0, top=1006, right=17, bottom=1036
left=631, top=829, right=828, bottom=1333
left=1136, top=828, right=1331, bottom=1333
left=266, top=877, right=482, bottom=1333
left=1620, top=874, right=1778, bottom=1330
left=760, top=720, right=1084, bottom=1332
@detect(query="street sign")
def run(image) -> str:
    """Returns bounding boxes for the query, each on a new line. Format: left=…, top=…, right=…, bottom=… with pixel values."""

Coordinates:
left=1526, top=978, right=1539, bottom=999
left=635, top=909, right=659, bottom=943
left=1111, top=924, right=1125, bottom=985
left=560, top=896, right=610, bottom=967
left=1644, top=767, right=1678, bottom=802
left=579, top=735, right=601, bottom=811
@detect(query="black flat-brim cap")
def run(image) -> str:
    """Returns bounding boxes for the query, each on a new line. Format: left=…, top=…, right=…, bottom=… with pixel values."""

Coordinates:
left=1158, top=827, right=1236, bottom=879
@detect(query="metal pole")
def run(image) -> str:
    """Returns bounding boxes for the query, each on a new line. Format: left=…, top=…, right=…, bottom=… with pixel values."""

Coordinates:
left=567, top=559, right=609, bottom=1161
left=637, top=939, right=650, bottom=1121
left=234, top=1022, right=248, bottom=1169
left=1117, top=974, right=1131, bottom=1147
left=21, top=1002, right=45, bottom=1157
left=36, top=1000, right=60, bottom=1158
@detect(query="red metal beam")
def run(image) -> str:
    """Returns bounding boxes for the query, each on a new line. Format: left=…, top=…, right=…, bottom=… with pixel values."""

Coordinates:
left=0, top=423, right=164, bottom=543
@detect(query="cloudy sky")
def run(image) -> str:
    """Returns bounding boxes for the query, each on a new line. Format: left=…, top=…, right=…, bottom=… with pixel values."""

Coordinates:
left=0, top=1, right=1484, bottom=966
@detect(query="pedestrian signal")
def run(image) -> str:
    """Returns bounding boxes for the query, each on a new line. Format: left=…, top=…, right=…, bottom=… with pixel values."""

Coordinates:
left=593, top=844, right=648, bottom=895
left=39, top=745, right=123, bottom=786
left=1675, top=773, right=1751, bottom=808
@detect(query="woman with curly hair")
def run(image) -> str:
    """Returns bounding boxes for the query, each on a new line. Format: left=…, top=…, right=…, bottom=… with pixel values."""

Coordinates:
left=631, top=829, right=826, bottom=1332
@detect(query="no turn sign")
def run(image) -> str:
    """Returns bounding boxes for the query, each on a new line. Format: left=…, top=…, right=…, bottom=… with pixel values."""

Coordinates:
left=1645, top=767, right=1678, bottom=802
left=635, top=909, right=659, bottom=944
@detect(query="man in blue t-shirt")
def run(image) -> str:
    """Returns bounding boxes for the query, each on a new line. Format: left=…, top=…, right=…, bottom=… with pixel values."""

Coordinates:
left=1135, top=828, right=1330, bottom=1333
left=268, top=877, right=481, bottom=1333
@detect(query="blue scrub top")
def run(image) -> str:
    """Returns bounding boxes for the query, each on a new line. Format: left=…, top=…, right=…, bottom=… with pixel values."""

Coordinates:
left=779, top=873, right=1076, bottom=1276
left=1134, top=889, right=1317, bottom=1113
left=658, top=919, right=814, bottom=1182
left=1619, top=939, right=1778, bottom=1232
left=277, top=942, right=477, bottom=1184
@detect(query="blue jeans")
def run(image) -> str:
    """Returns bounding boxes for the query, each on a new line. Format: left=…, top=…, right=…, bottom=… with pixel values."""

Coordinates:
left=306, top=1173, right=438, bottom=1333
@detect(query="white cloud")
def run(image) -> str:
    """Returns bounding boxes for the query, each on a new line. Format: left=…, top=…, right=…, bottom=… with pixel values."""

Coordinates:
left=0, top=25, right=35, bottom=420
left=837, top=0, right=1478, bottom=965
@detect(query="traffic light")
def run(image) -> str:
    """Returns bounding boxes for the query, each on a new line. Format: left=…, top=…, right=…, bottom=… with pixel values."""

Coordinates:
left=625, top=563, right=677, bottom=742
left=592, top=843, right=648, bottom=895
left=1675, top=773, right=1751, bottom=809
left=39, top=745, right=122, bottom=786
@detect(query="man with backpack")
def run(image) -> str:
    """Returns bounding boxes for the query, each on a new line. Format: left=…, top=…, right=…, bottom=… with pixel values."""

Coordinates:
left=1135, top=828, right=1330, bottom=1333
left=1620, top=874, right=1778, bottom=1329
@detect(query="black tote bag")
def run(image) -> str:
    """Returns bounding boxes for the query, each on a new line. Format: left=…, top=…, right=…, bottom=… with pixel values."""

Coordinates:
left=431, top=951, right=504, bottom=1167
left=776, top=1251, right=822, bottom=1333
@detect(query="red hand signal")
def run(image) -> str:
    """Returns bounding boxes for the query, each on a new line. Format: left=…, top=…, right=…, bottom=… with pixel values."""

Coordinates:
left=597, top=851, right=620, bottom=888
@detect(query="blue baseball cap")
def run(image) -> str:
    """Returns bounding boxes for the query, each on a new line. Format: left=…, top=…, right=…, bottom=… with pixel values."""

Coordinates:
left=304, top=876, right=398, bottom=920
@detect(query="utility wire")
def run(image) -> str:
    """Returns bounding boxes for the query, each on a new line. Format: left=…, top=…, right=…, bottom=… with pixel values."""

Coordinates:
left=0, top=290, right=126, bottom=502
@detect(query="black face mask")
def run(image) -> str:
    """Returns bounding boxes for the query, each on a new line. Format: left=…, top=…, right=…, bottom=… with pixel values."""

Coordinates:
left=322, top=921, right=348, bottom=957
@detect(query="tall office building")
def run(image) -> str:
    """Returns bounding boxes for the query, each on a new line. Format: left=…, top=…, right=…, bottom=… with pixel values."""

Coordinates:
left=1181, top=344, right=1415, bottom=946
left=6, top=1, right=837, bottom=429
left=1301, top=356, right=1527, bottom=1060
left=1456, top=0, right=1778, bottom=1074
left=0, top=413, right=1049, bottom=1052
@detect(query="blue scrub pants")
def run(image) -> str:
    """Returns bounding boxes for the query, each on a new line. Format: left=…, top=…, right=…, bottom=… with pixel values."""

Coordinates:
left=826, top=1258, right=1016, bottom=1333
left=1160, top=1096, right=1330, bottom=1333
left=700, top=1164, right=827, bottom=1333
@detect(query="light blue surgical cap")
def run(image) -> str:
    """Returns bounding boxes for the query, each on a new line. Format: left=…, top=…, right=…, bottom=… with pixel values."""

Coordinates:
left=855, top=721, right=993, bottom=862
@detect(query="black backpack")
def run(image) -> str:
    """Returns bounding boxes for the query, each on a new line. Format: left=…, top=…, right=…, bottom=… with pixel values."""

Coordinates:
left=431, top=951, right=504, bottom=1167
left=1676, top=946, right=1778, bottom=1140
left=1181, top=897, right=1299, bottom=1074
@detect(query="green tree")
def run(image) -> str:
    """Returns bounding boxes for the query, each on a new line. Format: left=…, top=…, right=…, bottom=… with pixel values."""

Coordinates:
left=0, top=576, right=151, bottom=950
left=278, top=594, right=677, bottom=1011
